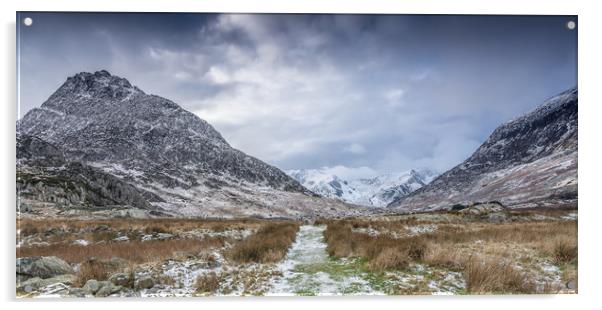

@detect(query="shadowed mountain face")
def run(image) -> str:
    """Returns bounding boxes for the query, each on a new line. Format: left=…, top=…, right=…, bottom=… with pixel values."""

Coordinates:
left=388, top=88, right=578, bottom=212
left=18, top=71, right=367, bottom=219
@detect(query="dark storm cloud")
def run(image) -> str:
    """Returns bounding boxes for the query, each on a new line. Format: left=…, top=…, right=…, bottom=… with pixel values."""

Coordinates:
left=17, top=13, right=577, bottom=175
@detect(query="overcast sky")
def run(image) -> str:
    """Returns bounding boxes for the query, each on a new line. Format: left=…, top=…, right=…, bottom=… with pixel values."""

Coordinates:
left=17, top=13, right=577, bottom=178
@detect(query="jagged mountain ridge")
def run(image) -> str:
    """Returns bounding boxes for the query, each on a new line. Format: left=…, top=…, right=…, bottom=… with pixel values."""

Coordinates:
left=19, top=70, right=306, bottom=192
left=388, top=87, right=578, bottom=211
left=17, top=70, right=367, bottom=219
left=287, top=168, right=437, bottom=207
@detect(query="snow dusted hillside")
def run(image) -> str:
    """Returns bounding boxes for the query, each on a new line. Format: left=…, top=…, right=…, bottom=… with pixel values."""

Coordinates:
left=287, top=168, right=437, bottom=207
left=17, top=70, right=370, bottom=219
left=388, top=87, right=578, bottom=212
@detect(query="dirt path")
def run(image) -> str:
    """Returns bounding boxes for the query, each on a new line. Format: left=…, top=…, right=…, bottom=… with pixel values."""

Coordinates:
left=267, top=225, right=383, bottom=296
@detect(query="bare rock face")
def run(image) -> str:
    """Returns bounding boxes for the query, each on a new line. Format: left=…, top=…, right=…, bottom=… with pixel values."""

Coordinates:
left=17, top=134, right=162, bottom=212
left=17, top=256, right=74, bottom=279
left=17, top=71, right=363, bottom=218
left=388, top=88, right=578, bottom=212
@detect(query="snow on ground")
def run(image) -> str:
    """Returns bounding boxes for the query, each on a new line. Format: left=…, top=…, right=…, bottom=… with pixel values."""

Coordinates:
left=267, top=225, right=383, bottom=296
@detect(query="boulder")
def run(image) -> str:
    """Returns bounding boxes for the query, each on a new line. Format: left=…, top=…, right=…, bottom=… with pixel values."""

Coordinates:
left=17, top=274, right=77, bottom=293
left=459, top=202, right=506, bottom=216
left=155, top=233, right=174, bottom=240
left=109, top=272, right=131, bottom=287
left=113, top=235, right=129, bottom=242
left=67, top=287, right=89, bottom=297
left=95, top=281, right=122, bottom=297
left=17, top=256, right=74, bottom=279
left=82, top=279, right=101, bottom=294
left=134, top=275, right=155, bottom=290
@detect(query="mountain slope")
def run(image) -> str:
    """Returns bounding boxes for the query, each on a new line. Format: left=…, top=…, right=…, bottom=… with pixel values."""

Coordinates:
left=287, top=168, right=437, bottom=207
left=388, top=87, right=577, bottom=212
left=17, top=70, right=365, bottom=219
left=17, top=134, right=165, bottom=214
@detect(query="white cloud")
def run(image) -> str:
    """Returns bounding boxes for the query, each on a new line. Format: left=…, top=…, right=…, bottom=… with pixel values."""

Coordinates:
left=384, top=88, right=405, bottom=107
left=205, top=66, right=231, bottom=84
left=344, top=143, right=366, bottom=154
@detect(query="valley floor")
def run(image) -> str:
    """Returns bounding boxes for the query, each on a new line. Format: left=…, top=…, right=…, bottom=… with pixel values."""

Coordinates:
left=16, top=209, right=577, bottom=297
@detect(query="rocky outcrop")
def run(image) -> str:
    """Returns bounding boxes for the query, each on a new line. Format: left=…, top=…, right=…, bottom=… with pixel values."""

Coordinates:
left=17, top=134, right=163, bottom=212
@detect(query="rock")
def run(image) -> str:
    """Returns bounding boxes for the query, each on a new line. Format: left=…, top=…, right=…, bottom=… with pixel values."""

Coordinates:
left=488, top=212, right=508, bottom=223
left=67, top=287, right=89, bottom=297
left=82, top=279, right=101, bottom=294
left=95, top=281, right=122, bottom=297
left=17, top=277, right=43, bottom=293
left=155, top=233, right=174, bottom=240
left=134, top=275, right=155, bottom=290
left=73, top=239, right=89, bottom=246
left=17, top=256, right=74, bottom=278
left=109, top=272, right=131, bottom=286
left=113, top=235, right=129, bottom=242
left=459, top=202, right=506, bottom=216
left=17, top=274, right=77, bottom=293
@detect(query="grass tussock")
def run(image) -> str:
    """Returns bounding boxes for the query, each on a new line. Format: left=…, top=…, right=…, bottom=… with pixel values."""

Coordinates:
left=227, top=222, right=300, bottom=264
left=195, top=272, right=221, bottom=294
left=324, top=221, right=429, bottom=270
left=551, top=237, right=578, bottom=264
left=368, top=248, right=409, bottom=271
left=464, top=257, right=535, bottom=294
left=74, top=259, right=112, bottom=287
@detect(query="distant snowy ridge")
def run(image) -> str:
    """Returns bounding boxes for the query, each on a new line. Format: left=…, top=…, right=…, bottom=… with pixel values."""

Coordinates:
left=287, top=167, right=437, bottom=207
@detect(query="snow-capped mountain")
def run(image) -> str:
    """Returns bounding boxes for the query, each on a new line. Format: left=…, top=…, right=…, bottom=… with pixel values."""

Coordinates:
left=17, top=70, right=368, bottom=219
left=287, top=168, right=437, bottom=207
left=388, top=87, right=578, bottom=212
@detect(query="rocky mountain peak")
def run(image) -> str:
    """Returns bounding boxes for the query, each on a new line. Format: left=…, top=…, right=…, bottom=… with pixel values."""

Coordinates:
left=19, top=71, right=308, bottom=195
left=44, top=70, right=143, bottom=112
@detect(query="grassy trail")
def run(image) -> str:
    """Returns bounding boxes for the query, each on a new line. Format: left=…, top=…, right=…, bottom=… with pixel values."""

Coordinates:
left=267, top=225, right=382, bottom=296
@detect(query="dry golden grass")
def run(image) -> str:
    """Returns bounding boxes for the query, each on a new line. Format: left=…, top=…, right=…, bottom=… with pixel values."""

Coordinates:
left=323, top=218, right=577, bottom=294
left=226, top=222, right=300, bottom=264
left=74, top=258, right=113, bottom=287
left=464, top=257, right=535, bottom=294
left=17, top=218, right=265, bottom=237
left=368, top=248, right=410, bottom=271
left=17, top=237, right=228, bottom=264
left=550, top=237, right=578, bottom=264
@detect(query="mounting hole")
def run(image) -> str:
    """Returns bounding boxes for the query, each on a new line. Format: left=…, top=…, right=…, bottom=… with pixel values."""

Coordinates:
left=567, top=20, right=576, bottom=30
left=23, top=17, right=33, bottom=26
